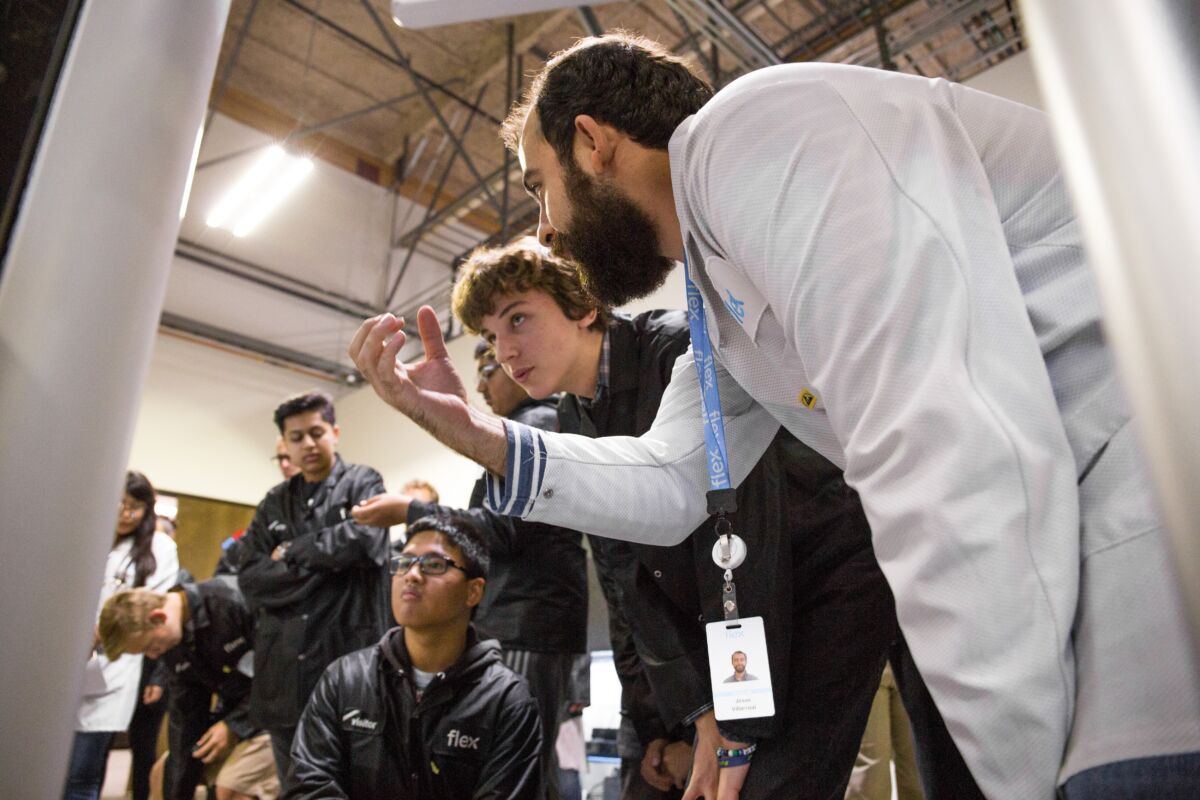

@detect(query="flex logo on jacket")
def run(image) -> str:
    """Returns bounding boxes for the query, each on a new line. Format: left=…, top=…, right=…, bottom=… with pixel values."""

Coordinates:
left=445, top=729, right=480, bottom=750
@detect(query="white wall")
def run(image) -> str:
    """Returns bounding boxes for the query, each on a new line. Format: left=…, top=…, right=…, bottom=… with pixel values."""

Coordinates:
left=128, top=333, right=349, bottom=505
left=964, top=50, right=1043, bottom=110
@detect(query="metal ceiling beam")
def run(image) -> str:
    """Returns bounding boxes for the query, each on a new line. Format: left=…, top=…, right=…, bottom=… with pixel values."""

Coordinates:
left=195, top=84, right=441, bottom=171
left=279, top=0, right=502, bottom=127
left=394, top=160, right=518, bottom=249
left=577, top=6, right=603, bottom=36
left=206, top=0, right=262, bottom=133
left=175, top=239, right=381, bottom=320
left=160, top=311, right=360, bottom=384
left=358, top=0, right=503, bottom=216
left=385, top=82, right=491, bottom=306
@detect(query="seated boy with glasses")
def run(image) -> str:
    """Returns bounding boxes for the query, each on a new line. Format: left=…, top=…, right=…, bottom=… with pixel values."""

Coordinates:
left=290, top=514, right=543, bottom=800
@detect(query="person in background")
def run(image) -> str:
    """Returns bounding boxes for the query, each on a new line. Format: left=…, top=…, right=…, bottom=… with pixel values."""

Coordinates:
left=99, top=579, right=278, bottom=800
left=125, top=514, right=178, bottom=800
left=401, top=478, right=438, bottom=504
left=557, top=653, right=591, bottom=800
left=63, top=471, right=179, bottom=800
left=215, top=439, right=303, bottom=581
left=237, top=391, right=390, bottom=792
left=290, top=514, right=544, bottom=799
left=846, top=661, right=923, bottom=800
left=271, top=437, right=301, bottom=482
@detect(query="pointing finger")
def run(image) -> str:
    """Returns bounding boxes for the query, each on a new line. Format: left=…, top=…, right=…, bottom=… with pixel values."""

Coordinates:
left=416, top=306, right=449, bottom=361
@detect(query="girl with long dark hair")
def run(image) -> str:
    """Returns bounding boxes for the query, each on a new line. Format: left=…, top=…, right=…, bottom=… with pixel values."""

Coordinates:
left=63, top=471, right=178, bottom=800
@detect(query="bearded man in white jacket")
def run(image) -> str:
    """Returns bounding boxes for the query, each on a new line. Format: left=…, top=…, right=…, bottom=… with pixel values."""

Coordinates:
left=350, top=32, right=1200, bottom=800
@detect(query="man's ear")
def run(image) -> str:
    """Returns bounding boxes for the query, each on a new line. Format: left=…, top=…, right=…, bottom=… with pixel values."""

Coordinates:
left=466, top=577, right=485, bottom=608
left=148, top=608, right=168, bottom=627
left=574, top=115, right=617, bottom=175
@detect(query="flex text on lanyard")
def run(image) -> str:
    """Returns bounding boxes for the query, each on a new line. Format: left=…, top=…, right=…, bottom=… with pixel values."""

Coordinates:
left=684, top=260, right=747, bottom=621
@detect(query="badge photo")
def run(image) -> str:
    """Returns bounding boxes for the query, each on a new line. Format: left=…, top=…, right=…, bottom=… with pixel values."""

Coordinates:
left=706, top=616, right=774, bottom=721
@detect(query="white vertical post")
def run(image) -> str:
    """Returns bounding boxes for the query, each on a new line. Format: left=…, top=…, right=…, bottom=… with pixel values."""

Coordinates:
left=1022, top=0, right=1200, bottom=642
left=0, top=1, right=230, bottom=793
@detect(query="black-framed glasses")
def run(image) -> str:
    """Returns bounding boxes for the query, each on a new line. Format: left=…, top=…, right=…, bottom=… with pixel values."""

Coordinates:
left=390, top=553, right=468, bottom=577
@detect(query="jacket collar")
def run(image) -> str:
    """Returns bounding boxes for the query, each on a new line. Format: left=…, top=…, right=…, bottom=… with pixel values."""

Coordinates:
left=174, top=580, right=209, bottom=649
left=604, top=314, right=644, bottom=396
left=285, top=453, right=347, bottom=498
left=379, top=625, right=497, bottom=682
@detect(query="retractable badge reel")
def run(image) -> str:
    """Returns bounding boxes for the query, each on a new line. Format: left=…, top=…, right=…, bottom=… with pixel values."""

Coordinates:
left=685, top=261, right=774, bottom=721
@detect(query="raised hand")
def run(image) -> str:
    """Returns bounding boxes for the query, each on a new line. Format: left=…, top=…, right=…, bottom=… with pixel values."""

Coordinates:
left=349, top=306, right=510, bottom=476
left=351, top=493, right=412, bottom=527
left=349, top=306, right=469, bottom=423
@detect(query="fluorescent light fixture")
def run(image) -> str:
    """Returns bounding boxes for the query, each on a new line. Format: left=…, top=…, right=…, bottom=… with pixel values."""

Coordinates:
left=232, top=157, right=313, bottom=237
left=206, top=146, right=284, bottom=229
left=205, top=145, right=313, bottom=237
left=390, top=0, right=614, bottom=29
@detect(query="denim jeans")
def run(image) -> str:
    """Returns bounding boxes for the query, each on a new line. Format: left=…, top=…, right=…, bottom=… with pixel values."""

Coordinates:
left=1061, top=751, right=1200, bottom=799
left=62, top=730, right=115, bottom=800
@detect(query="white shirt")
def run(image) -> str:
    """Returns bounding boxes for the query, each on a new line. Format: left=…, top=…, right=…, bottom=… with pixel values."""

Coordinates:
left=76, top=531, right=178, bottom=732
left=487, top=63, right=1200, bottom=796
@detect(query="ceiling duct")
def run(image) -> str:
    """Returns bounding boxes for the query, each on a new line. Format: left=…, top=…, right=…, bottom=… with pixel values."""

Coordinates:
left=390, top=0, right=616, bottom=29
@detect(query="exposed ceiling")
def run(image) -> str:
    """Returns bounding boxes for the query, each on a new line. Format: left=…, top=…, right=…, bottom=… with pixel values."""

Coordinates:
left=165, top=0, right=1026, bottom=383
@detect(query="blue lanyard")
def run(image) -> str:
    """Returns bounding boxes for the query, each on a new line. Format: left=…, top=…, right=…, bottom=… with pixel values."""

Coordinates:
left=684, top=258, right=738, bottom=515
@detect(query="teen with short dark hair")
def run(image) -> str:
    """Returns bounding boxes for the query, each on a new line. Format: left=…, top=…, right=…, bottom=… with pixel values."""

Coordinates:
left=238, top=391, right=389, bottom=791
left=291, top=514, right=543, bottom=799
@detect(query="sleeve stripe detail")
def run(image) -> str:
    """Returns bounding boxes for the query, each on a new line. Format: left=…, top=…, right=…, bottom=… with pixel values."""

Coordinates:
left=483, top=420, right=545, bottom=517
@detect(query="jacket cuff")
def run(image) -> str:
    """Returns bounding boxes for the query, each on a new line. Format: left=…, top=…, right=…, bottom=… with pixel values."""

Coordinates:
left=483, top=420, right=546, bottom=517
left=406, top=500, right=437, bottom=525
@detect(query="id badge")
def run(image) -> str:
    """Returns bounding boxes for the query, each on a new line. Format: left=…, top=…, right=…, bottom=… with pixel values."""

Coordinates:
left=706, top=615, right=774, bottom=720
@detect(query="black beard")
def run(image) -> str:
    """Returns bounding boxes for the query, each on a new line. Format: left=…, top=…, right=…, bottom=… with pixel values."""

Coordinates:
left=551, top=162, right=675, bottom=307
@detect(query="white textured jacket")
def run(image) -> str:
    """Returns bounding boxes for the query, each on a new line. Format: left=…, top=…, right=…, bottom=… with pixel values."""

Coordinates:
left=487, top=64, right=1200, bottom=798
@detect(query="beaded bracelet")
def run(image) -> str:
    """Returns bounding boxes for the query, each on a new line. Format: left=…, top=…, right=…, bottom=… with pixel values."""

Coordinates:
left=715, top=744, right=757, bottom=768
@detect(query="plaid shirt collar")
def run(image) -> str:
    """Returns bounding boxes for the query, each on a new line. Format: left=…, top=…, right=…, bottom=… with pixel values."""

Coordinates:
left=579, top=329, right=611, bottom=409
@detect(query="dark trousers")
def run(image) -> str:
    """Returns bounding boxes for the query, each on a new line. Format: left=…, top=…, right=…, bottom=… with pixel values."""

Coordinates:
left=269, top=725, right=298, bottom=795
left=1060, top=751, right=1200, bottom=799
left=890, top=634, right=986, bottom=800
left=500, top=648, right=575, bottom=800
left=732, top=506, right=897, bottom=800
left=62, top=730, right=114, bottom=800
left=128, top=660, right=168, bottom=800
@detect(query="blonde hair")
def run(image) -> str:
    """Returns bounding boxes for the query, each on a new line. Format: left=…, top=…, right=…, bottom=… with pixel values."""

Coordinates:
left=99, top=588, right=167, bottom=659
left=402, top=479, right=440, bottom=504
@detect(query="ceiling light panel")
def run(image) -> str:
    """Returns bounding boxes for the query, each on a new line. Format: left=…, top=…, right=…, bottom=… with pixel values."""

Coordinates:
left=391, top=0, right=616, bottom=29
left=205, top=146, right=313, bottom=237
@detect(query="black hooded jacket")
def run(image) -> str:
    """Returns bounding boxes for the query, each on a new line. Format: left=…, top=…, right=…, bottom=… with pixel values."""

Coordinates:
left=290, top=626, right=543, bottom=800
left=406, top=397, right=588, bottom=655
left=237, top=455, right=390, bottom=729
left=156, top=579, right=257, bottom=800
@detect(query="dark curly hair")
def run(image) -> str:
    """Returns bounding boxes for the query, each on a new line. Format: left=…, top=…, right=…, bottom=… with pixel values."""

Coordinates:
left=501, top=31, right=713, bottom=165
left=452, top=236, right=610, bottom=335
